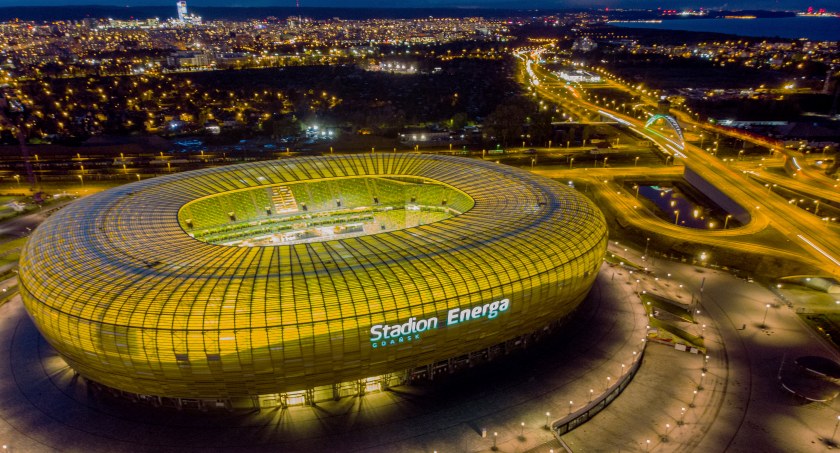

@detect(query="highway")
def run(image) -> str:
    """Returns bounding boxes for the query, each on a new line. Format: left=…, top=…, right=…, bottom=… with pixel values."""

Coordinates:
left=520, top=48, right=840, bottom=276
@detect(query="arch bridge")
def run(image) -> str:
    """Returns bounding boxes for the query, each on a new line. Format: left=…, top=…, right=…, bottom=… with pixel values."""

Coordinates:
left=645, top=114, right=685, bottom=148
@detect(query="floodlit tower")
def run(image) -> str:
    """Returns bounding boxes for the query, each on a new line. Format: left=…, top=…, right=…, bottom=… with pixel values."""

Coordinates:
left=177, top=1, right=187, bottom=22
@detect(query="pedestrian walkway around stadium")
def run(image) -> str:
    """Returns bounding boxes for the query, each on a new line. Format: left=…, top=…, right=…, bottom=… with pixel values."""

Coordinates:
left=3, top=242, right=833, bottom=452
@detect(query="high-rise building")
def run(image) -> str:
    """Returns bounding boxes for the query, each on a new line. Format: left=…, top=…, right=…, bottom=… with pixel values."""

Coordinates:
left=177, top=1, right=187, bottom=22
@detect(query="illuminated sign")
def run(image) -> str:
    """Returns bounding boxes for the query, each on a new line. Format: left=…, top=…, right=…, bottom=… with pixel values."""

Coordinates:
left=370, top=298, right=510, bottom=348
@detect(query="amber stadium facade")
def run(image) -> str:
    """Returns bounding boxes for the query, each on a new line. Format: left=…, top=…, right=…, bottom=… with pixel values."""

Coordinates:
left=19, top=154, right=607, bottom=406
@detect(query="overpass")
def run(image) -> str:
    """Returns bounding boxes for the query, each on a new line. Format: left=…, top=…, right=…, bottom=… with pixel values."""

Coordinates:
left=523, top=52, right=840, bottom=276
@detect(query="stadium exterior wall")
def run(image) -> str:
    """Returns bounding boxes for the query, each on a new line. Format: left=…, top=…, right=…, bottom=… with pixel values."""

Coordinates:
left=19, top=154, right=608, bottom=399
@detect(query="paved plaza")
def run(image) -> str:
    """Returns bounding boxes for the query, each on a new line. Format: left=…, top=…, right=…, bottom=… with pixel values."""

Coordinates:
left=0, top=246, right=839, bottom=451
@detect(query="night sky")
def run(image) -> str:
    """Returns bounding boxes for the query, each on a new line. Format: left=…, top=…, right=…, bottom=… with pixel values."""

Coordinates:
left=0, top=0, right=830, bottom=10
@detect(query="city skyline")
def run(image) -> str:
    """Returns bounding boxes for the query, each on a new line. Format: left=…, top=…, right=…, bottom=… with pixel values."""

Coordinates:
left=0, top=0, right=831, bottom=11
left=0, top=3, right=838, bottom=452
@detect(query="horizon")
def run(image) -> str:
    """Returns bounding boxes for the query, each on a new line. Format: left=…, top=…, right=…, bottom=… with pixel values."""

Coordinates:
left=0, top=1, right=830, bottom=12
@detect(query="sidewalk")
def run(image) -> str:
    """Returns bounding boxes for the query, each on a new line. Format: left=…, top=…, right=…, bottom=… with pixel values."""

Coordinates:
left=0, top=261, right=651, bottom=453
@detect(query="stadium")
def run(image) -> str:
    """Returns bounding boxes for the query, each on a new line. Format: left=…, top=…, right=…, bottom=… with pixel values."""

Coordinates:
left=18, top=154, right=607, bottom=406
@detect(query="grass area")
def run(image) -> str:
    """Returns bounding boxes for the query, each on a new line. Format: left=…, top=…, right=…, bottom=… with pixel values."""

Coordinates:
left=641, top=293, right=694, bottom=323
left=0, top=284, right=18, bottom=307
left=648, top=318, right=706, bottom=351
left=0, top=196, right=22, bottom=221
left=604, top=252, right=646, bottom=272
left=0, top=237, right=27, bottom=268
left=799, top=313, right=840, bottom=350
left=642, top=291, right=705, bottom=351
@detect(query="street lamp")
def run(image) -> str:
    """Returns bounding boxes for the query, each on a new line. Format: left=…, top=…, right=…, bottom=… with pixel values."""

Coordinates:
left=761, top=303, right=770, bottom=328
left=13, top=174, right=20, bottom=187
left=633, top=184, right=639, bottom=198
left=674, top=210, right=680, bottom=225
left=77, top=174, right=84, bottom=187
left=724, top=214, right=732, bottom=229
left=634, top=156, right=639, bottom=166
left=546, top=411, right=552, bottom=428
left=569, top=157, right=574, bottom=169
left=832, top=415, right=840, bottom=445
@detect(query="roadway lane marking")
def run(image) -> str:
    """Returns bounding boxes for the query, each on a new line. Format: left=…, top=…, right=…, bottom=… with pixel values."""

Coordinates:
left=797, top=234, right=840, bottom=267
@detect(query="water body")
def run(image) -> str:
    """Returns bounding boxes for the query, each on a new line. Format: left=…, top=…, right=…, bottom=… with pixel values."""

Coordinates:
left=636, top=184, right=737, bottom=230
left=612, top=17, right=840, bottom=42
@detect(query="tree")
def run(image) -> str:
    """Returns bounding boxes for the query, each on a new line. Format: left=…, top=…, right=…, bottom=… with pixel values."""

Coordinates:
left=449, top=112, right=468, bottom=130
left=484, top=102, right=527, bottom=146
left=527, top=111, right=554, bottom=145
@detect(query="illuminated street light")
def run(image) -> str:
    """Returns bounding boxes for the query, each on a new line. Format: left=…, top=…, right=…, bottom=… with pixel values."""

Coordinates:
left=724, top=214, right=732, bottom=229
left=761, top=303, right=770, bottom=328
left=674, top=210, right=680, bottom=225
left=13, top=174, right=20, bottom=187
left=77, top=174, right=84, bottom=187
left=832, top=415, right=840, bottom=446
